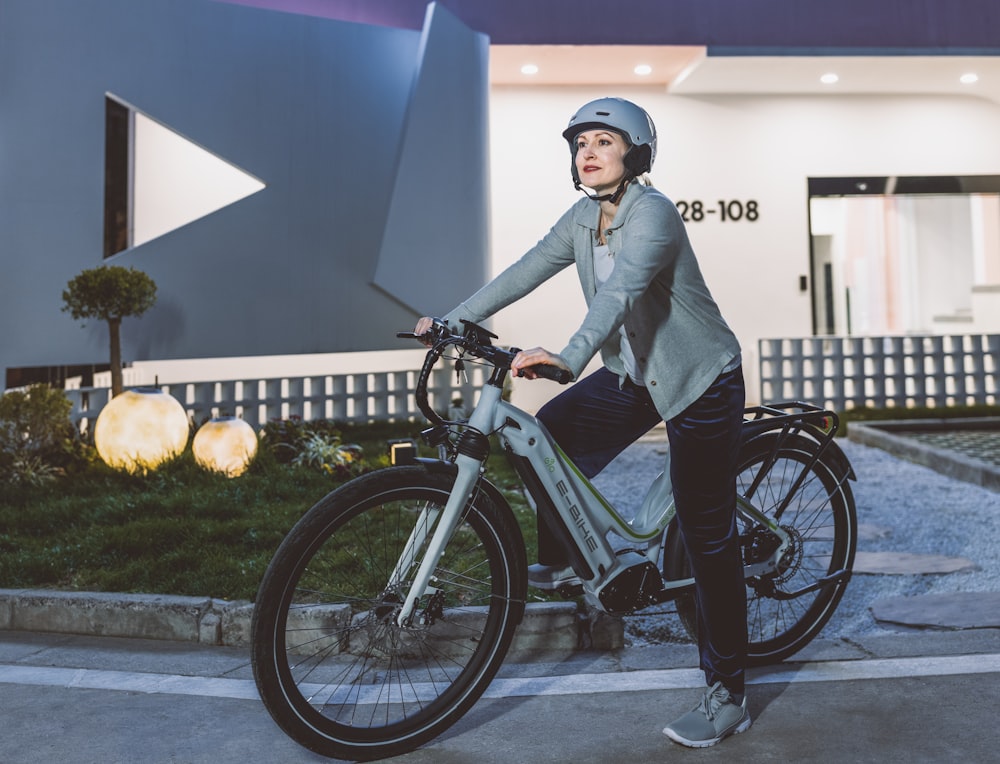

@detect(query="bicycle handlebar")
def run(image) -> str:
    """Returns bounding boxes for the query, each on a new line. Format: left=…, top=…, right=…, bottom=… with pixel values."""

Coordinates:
left=398, top=320, right=571, bottom=426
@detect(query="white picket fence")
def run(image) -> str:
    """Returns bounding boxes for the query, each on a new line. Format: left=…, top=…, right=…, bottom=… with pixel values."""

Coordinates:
left=64, top=364, right=488, bottom=433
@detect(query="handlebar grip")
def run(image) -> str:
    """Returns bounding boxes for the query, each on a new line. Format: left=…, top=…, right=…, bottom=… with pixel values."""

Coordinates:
left=518, top=364, right=573, bottom=385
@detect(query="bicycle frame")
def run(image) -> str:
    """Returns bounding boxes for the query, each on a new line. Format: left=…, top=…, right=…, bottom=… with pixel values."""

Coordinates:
left=396, top=328, right=802, bottom=624
left=473, top=390, right=791, bottom=611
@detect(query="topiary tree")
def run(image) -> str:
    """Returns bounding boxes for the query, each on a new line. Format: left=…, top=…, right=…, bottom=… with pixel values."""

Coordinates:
left=61, top=265, right=158, bottom=397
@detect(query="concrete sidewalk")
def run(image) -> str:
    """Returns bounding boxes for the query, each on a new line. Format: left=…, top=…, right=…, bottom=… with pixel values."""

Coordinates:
left=2, top=627, right=998, bottom=762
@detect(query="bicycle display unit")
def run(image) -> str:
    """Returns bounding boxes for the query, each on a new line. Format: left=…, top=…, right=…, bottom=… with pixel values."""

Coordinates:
left=251, top=320, right=858, bottom=760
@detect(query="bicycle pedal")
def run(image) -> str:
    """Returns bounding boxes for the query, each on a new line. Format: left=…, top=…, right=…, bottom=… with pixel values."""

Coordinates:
left=556, top=583, right=584, bottom=598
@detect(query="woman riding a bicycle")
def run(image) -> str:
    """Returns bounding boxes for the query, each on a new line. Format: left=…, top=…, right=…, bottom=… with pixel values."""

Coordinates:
left=416, top=97, right=750, bottom=748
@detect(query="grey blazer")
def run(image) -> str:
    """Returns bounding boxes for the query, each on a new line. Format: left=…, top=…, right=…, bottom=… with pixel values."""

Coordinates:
left=444, top=182, right=741, bottom=423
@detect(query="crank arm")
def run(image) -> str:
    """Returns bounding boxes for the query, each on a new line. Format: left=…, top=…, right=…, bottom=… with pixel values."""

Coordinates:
left=757, top=568, right=852, bottom=601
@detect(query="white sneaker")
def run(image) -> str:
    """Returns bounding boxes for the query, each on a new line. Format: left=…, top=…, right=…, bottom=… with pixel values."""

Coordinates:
left=527, top=563, right=582, bottom=591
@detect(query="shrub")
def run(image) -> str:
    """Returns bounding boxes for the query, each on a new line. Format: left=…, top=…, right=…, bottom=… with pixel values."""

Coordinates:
left=0, top=384, right=77, bottom=485
left=0, top=384, right=73, bottom=459
left=260, top=417, right=363, bottom=476
left=292, top=431, right=363, bottom=476
left=3, top=454, right=62, bottom=487
left=259, top=416, right=311, bottom=463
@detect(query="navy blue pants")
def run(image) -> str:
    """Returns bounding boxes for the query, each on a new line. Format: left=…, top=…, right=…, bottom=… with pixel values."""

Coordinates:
left=536, top=366, right=747, bottom=695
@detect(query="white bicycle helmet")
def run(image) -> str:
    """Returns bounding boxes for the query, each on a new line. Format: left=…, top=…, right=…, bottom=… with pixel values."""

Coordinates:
left=562, top=97, right=657, bottom=201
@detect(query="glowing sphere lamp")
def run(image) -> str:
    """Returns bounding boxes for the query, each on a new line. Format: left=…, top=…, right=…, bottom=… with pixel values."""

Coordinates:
left=192, top=416, right=259, bottom=477
left=94, top=389, right=190, bottom=474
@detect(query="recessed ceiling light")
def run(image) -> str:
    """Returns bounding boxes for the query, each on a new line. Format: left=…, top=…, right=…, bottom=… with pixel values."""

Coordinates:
left=960, top=72, right=979, bottom=84
left=634, top=64, right=652, bottom=76
left=820, top=73, right=839, bottom=85
left=520, top=64, right=539, bottom=76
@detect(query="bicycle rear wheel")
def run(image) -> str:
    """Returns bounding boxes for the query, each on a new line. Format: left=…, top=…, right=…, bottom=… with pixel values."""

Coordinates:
left=667, top=432, right=857, bottom=665
left=251, top=465, right=526, bottom=761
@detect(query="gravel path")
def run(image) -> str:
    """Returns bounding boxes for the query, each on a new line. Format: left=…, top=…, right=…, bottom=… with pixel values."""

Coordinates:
left=588, top=436, right=1000, bottom=646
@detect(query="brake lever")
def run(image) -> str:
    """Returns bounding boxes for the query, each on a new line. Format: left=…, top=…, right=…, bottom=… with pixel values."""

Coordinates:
left=398, top=318, right=451, bottom=345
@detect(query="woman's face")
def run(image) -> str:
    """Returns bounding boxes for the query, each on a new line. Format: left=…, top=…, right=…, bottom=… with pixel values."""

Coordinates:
left=574, top=129, right=629, bottom=195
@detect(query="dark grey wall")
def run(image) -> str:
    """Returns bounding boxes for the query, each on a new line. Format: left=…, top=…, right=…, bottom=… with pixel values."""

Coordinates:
left=0, top=0, right=489, bottom=378
left=227, top=0, right=1000, bottom=50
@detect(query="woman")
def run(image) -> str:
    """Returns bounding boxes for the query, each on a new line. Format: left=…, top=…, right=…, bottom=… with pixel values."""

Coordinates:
left=415, top=97, right=750, bottom=748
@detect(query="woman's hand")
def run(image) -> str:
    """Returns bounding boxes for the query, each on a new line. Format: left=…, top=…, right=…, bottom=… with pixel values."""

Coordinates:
left=414, top=316, right=438, bottom=346
left=511, top=347, right=571, bottom=380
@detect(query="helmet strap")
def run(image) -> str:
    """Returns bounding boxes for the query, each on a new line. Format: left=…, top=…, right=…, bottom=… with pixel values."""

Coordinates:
left=574, top=177, right=630, bottom=205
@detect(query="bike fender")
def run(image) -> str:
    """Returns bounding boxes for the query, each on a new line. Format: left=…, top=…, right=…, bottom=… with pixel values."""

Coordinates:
left=818, top=436, right=857, bottom=482
left=414, top=456, right=523, bottom=513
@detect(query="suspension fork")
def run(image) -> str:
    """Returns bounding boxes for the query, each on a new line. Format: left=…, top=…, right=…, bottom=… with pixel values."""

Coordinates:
left=394, top=454, right=482, bottom=626
left=394, top=384, right=502, bottom=627
left=387, top=505, right=441, bottom=592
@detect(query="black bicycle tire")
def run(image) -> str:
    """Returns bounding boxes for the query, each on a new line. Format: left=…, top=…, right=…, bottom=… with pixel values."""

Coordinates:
left=665, top=433, right=857, bottom=666
left=251, top=465, right=526, bottom=760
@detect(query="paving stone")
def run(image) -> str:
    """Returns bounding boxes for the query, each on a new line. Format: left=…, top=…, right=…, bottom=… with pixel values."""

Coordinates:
left=852, top=551, right=979, bottom=575
left=871, top=592, right=1000, bottom=630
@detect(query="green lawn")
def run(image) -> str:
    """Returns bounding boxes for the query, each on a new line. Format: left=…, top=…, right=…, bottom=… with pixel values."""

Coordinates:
left=0, top=422, right=535, bottom=602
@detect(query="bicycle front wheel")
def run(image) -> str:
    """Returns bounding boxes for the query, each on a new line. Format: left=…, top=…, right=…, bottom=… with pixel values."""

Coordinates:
left=668, top=432, right=857, bottom=665
left=251, top=465, right=526, bottom=761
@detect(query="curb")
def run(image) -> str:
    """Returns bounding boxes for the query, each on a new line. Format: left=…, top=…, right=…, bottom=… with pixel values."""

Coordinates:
left=0, top=589, right=624, bottom=653
left=848, top=418, right=1000, bottom=492
left=0, top=589, right=247, bottom=646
